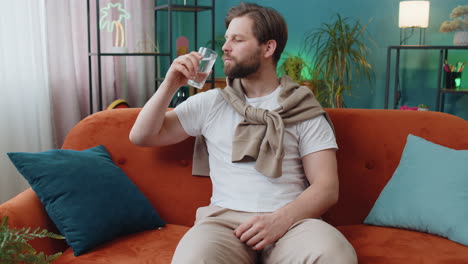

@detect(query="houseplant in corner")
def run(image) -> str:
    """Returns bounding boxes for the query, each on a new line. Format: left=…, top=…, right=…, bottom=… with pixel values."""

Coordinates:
left=278, top=53, right=325, bottom=98
left=304, top=14, right=374, bottom=108
left=0, top=216, right=64, bottom=264
left=440, top=5, right=468, bottom=46
left=278, top=53, right=309, bottom=83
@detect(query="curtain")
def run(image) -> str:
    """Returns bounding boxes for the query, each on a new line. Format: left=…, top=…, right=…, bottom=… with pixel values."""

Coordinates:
left=0, top=0, right=54, bottom=203
left=46, top=0, right=87, bottom=146
left=0, top=0, right=156, bottom=203
left=47, top=0, right=156, bottom=146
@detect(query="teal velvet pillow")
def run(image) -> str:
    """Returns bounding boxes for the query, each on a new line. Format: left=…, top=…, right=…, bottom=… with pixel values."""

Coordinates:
left=364, top=134, right=468, bottom=246
left=7, top=145, right=165, bottom=256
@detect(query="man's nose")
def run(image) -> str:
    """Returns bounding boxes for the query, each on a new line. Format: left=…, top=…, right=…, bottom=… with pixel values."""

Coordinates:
left=222, top=40, right=230, bottom=53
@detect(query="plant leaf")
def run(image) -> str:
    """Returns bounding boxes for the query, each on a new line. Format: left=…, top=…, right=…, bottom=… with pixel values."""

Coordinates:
left=303, top=13, right=375, bottom=107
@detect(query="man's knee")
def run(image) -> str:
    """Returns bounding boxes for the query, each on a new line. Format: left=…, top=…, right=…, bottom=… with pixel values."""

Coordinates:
left=171, top=220, right=256, bottom=264
left=263, top=219, right=357, bottom=264
left=302, top=219, right=357, bottom=264
left=171, top=241, right=217, bottom=264
left=172, top=223, right=223, bottom=263
left=317, top=237, right=357, bottom=264
left=172, top=238, right=255, bottom=264
left=265, top=238, right=357, bottom=264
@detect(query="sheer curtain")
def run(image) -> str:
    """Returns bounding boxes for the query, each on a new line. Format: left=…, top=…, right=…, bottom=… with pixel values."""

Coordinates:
left=47, top=0, right=156, bottom=146
left=0, top=0, right=54, bottom=203
left=0, top=0, right=156, bottom=203
left=46, top=0, right=89, bottom=146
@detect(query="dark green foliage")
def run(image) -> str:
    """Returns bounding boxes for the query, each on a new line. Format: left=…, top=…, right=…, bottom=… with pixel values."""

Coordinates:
left=304, top=14, right=375, bottom=108
left=278, top=54, right=309, bottom=83
left=0, top=216, right=64, bottom=264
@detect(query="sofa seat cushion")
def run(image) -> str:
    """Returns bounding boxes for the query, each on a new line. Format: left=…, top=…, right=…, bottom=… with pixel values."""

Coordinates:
left=54, top=224, right=189, bottom=264
left=338, top=224, right=468, bottom=264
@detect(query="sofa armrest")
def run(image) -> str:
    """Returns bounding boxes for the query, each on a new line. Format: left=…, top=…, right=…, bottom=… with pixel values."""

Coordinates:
left=0, top=188, right=68, bottom=255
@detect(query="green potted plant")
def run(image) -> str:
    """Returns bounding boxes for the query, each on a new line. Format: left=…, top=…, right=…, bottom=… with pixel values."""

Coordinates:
left=304, top=14, right=374, bottom=108
left=278, top=53, right=328, bottom=100
left=0, top=216, right=64, bottom=264
left=417, top=104, right=429, bottom=111
left=278, top=53, right=309, bottom=83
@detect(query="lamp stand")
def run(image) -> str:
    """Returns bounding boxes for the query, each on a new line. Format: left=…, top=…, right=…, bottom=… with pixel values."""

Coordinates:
left=400, top=27, right=426, bottom=45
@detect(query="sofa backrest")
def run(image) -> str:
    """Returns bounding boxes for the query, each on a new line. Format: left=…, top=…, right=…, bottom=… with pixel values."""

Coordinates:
left=324, top=108, right=468, bottom=226
left=62, top=108, right=210, bottom=227
left=63, top=108, right=468, bottom=227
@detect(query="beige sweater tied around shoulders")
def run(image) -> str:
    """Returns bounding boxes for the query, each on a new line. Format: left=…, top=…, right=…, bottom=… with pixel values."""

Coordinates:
left=192, top=75, right=334, bottom=178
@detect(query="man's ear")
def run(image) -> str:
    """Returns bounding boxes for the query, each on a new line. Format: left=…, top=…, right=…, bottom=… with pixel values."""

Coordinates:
left=263, top=40, right=277, bottom=59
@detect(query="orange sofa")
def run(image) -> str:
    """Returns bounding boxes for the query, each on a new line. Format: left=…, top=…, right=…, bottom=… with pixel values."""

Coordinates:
left=2, top=108, right=468, bottom=263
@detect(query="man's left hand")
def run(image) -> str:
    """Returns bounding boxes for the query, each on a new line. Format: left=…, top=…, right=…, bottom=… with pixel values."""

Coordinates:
left=233, top=211, right=294, bottom=250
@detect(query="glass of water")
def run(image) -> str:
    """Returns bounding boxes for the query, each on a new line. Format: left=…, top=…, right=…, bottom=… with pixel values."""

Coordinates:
left=187, top=47, right=217, bottom=89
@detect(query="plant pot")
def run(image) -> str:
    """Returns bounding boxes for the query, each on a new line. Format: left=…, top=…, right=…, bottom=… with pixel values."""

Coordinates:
left=453, top=31, right=468, bottom=46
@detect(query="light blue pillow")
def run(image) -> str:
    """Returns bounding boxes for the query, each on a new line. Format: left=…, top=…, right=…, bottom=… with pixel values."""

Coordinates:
left=364, top=134, right=468, bottom=246
left=7, top=145, right=165, bottom=256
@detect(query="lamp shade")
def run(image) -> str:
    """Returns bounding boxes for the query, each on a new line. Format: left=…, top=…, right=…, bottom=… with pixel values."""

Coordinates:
left=399, top=1, right=430, bottom=28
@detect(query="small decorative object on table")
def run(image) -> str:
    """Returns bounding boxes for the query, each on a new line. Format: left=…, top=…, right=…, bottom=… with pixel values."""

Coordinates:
left=417, top=104, right=429, bottom=111
left=440, top=5, right=468, bottom=46
left=106, top=99, right=129, bottom=110
left=443, top=60, right=465, bottom=89
left=399, top=105, right=418, bottom=111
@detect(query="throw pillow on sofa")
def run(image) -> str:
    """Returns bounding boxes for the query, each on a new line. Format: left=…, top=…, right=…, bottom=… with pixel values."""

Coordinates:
left=364, top=134, right=468, bottom=246
left=7, top=145, right=165, bottom=256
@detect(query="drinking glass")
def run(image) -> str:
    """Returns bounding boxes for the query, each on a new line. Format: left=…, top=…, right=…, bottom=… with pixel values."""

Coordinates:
left=187, top=47, right=217, bottom=89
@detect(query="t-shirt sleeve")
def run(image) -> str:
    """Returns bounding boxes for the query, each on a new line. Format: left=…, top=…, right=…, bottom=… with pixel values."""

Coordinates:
left=297, top=114, right=338, bottom=157
left=174, top=89, right=218, bottom=137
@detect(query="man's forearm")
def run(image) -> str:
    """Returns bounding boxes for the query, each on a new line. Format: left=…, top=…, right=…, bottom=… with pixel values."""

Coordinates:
left=274, top=183, right=338, bottom=225
left=129, top=81, right=178, bottom=146
left=276, top=149, right=339, bottom=224
left=130, top=51, right=202, bottom=146
left=234, top=183, right=338, bottom=251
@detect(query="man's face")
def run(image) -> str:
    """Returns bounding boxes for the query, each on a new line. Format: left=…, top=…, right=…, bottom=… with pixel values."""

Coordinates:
left=222, top=16, right=263, bottom=79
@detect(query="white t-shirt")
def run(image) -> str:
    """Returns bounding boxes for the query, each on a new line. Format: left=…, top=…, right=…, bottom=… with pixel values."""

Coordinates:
left=174, top=86, right=337, bottom=212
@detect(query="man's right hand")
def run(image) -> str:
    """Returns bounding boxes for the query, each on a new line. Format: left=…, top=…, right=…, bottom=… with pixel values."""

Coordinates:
left=164, top=51, right=203, bottom=89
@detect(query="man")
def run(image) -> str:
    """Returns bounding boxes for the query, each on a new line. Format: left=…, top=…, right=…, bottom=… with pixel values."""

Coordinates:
left=130, top=2, right=357, bottom=263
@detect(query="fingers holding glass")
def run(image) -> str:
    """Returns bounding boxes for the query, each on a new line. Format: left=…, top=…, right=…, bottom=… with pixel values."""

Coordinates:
left=187, top=47, right=218, bottom=89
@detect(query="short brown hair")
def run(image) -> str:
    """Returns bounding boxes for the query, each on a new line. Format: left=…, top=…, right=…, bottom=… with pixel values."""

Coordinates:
left=225, top=2, right=288, bottom=65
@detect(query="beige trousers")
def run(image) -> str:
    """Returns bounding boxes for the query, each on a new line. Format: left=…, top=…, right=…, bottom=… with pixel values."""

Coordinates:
left=171, top=205, right=357, bottom=264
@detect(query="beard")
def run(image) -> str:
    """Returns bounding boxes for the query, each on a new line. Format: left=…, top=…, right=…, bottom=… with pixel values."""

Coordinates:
left=223, top=49, right=261, bottom=79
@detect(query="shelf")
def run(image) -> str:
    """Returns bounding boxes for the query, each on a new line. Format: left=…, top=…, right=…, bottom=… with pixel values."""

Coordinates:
left=385, top=45, right=468, bottom=112
left=440, top=88, right=468, bottom=94
left=89, top=52, right=171, bottom=56
left=87, top=0, right=215, bottom=114
left=388, top=45, right=468, bottom=50
left=154, top=4, right=212, bottom=12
